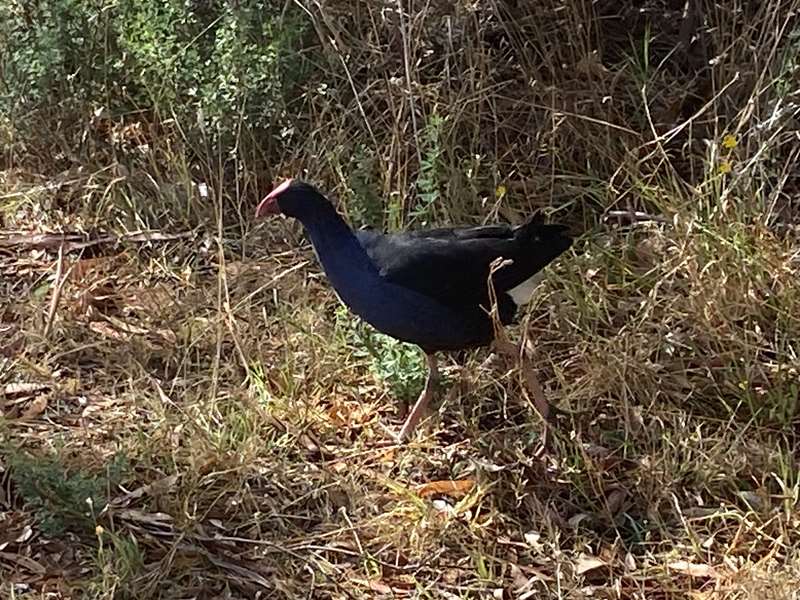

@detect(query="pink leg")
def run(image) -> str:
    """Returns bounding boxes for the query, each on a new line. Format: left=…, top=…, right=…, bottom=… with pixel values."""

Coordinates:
left=398, top=354, right=439, bottom=441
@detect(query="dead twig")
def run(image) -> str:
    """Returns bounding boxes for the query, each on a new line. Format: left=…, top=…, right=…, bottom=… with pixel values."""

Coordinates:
left=603, top=210, right=672, bottom=226
left=0, top=229, right=195, bottom=254
left=485, top=257, right=553, bottom=449
left=43, top=244, right=70, bottom=339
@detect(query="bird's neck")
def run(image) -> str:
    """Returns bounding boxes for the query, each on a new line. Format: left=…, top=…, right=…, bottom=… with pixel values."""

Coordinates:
left=299, top=207, right=377, bottom=277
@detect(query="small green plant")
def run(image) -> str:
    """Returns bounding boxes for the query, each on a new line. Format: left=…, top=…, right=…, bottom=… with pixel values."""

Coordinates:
left=114, top=0, right=199, bottom=111
left=409, top=111, right=445, bottom=227
left=334, top=305, right=427, bottom=403
left=6, top=448, right=128, bottom=536
left=87, top=529, right=145, bottom=597
left=358, top=329, right=427, bottom=404
left=776, top=26, right=800, bottom=99
left=347, top=145, right=385, bottom=229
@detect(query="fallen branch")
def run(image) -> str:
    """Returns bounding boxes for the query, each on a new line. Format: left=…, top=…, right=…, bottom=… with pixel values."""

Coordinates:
left=603, top=210, right=671, bottom=226
left=43, top=244, right=69, bottom=339
left=0, top=229, right=195, bottom=253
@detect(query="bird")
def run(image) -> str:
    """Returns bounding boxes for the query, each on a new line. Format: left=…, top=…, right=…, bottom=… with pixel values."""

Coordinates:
left=255, top=179, right=573, bottom=442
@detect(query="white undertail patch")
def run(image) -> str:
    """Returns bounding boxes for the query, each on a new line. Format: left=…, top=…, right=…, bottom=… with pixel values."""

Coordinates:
left=507, top=272, right=545, bottom=306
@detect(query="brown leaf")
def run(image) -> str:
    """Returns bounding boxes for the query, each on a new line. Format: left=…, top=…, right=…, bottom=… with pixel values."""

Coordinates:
left=568, top=513, right=591, bottom=528
left=517, top=564, right=554, bottom=582
left=21, top=395, right=48, bottom=419
left=2, top=382, right=50, bottom=397
left=0, top=326, right=23, bottom=358
left=110, top=474, right=180, bottom=508
left=575, top=553, right=607, bottom=575
left=14, top=526, right=33, bottom=544
left=510, top=563, right=532, bottom=594
left=74, top=283, right=120, bottom=316
left=327, top=400, right=375, bottom=428
left=154, top=328, right=177, bottom=344
left=104, top=315, right=149, bottom=335
left=667, top=561, right=718, bottom=578
left=115, top=508, right=174, bottom=530
left=414, top=479, right=475, bottom=498
left=70, top=255, right=118, bottom=280
left=60, top=377, right=81, bottom=395
left=0, top=551, right=47, bottom=574
left=351, top=578, right=411, bottom=596
left=202, top=548, right=273, bottom=589
left=365, top=579, right=393, bottom=594
left=89, top=320, right=129, bottom=340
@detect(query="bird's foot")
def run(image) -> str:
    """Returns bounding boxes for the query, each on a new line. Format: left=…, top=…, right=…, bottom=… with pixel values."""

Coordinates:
left=393, top=354, right=439, bottom=442
left=375, top=418, right=431, bottom=445
left=491, top=338, right=557, bottom=456
left=397, top=402, right=428, bottom=442
left=478, top=352, right=505, bottom=372
left=374, top=421, right=409, bottom=446
left=396, top=397, right=410, bottom=420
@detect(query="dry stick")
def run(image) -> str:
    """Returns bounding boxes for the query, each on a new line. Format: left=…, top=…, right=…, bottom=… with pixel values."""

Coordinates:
left=396, top=0, right=423, bottom=167
left=307, top=0, right=379, bottom=152
left=607, top=73, right=741, bottom=199
left=209, top=151, right=224, bottom=404
left=604, top=210, right=672, bottom=226
left=216, top=178, right=250, bottom=376
left=493, top=337, right=552, bottom=451
left=0, top=232, right=83, bottom=249
left=0, top=229, right=193, bottom=252
left=486, top=258, right=552, bottom=449
left=231, top=259, right=310, bottom=313
left=42, top=244, right=73, bottom=339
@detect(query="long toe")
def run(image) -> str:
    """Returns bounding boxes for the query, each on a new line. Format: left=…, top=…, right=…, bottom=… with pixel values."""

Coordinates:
left=398, top=388, right=433, bottom=441
left=397, top=354, right=439, bottom=441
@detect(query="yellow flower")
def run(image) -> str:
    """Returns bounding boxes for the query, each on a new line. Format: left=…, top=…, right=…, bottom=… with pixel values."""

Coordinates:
left=722, top=134, right=738, bottom=149
left=718, top=161, right=732, bottom=175
left=95, top=525, right=105, bottom=536
left=495, top=184, right=507, bottom=199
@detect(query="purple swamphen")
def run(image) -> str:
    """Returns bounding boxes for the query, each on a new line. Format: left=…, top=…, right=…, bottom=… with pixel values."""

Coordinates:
left=256, top=179, right=573, bottom=441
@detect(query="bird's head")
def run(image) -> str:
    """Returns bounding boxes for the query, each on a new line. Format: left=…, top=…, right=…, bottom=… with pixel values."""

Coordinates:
left=255, top=179, right=331, bottom=221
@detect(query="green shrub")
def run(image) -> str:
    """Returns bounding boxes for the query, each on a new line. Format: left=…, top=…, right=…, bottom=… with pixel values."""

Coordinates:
left=0, top=0, right=309, bottom=148
left=336, top=305, right=427, bottom=404
left=0, top=0, right=116, bottom=113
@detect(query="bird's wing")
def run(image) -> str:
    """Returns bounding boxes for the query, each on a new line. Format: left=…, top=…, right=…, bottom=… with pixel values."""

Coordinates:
left=355, top=222, right=571, bottom=308
left=394, top=224, right=516, bottom=240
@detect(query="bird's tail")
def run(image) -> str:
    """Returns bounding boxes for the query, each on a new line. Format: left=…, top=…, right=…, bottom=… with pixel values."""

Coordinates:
left=514, top=220, right=572, bottom=247
left=513, top=220, right=573, bottom=264
left=492, top=220, right=574, bottom=302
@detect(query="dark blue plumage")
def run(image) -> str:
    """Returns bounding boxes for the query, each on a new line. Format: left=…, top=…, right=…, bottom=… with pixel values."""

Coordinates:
left=255, top=179, right=573, bottom=440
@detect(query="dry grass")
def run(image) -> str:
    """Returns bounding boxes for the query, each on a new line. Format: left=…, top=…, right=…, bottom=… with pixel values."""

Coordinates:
left=2, top=1, right=800, bottom=598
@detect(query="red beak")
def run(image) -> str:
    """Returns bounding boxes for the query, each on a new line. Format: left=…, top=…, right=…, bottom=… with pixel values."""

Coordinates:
left=255, top=195, right=279, bottom=218
left=255, top=178, right=294, bottom=218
